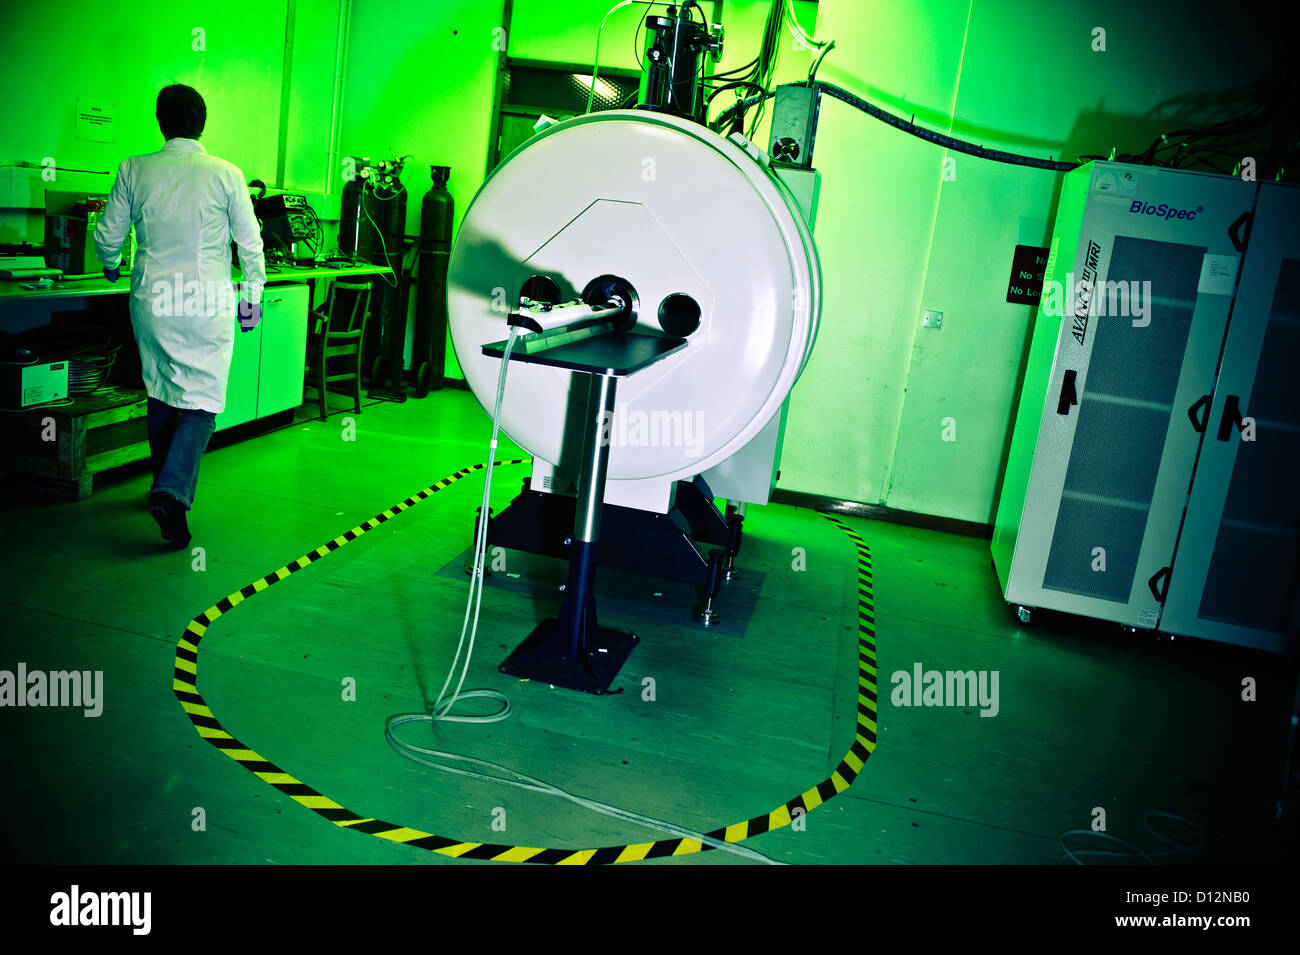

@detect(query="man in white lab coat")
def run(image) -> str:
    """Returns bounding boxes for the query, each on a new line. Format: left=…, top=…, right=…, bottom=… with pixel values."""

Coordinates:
left=95, top=85, right=266, bottom=547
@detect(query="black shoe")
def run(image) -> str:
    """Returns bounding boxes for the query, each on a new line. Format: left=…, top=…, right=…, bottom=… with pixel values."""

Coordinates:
left=148, top=492, right=191, bottom=547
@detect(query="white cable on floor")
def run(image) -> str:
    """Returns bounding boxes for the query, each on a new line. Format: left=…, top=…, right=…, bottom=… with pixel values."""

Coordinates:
left=384, top=322, right=780, bottom=864
left=386, top=713, right=779, bottom=864
left=426, top=325, right=521, bottom=725
left=1057, top=811, right=1219, bottom=864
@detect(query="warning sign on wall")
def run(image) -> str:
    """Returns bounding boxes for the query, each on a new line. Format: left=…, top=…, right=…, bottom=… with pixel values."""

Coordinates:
left=1007, top=244, right=1049, bottom=305
left=76, top=98, right=115, bottom=143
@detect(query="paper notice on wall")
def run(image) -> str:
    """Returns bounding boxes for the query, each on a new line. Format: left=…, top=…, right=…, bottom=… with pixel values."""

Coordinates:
left=1197, top=253, right=1239, bottom=296
left=76, top=98, right=115, bottom=143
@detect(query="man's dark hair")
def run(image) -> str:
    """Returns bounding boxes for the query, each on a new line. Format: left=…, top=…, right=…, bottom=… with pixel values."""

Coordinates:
left=156, top=85, right=206, bottom=140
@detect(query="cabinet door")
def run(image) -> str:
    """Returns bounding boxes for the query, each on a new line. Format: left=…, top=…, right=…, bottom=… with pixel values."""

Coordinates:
left=1007, top=166, right=1256, bottom=626
left=1161, top=182, right=1300, bottom=652
left=215, top=319, right=261, bottom=431
left=255, top=284, right=308, bottom=418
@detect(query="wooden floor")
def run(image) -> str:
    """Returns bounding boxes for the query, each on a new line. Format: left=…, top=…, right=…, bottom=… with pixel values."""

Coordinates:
left=0, top=386, right=1293, bottom=865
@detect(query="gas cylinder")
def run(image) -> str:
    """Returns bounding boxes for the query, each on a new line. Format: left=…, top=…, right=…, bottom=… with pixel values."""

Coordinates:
left=413, top=165, right=453, bottom=397
left=342, top=160, right=407, bottom=392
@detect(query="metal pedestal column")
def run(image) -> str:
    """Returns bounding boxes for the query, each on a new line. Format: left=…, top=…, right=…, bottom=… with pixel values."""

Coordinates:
left=499, top=372, right=638, bottom=694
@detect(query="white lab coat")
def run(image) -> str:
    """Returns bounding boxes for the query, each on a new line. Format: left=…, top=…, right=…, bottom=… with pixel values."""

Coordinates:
left=95, top=138, right=266, bottom=414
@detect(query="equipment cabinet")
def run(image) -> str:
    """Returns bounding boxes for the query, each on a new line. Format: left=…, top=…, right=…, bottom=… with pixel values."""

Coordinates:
left=992, top=162, right=1298, bottom=653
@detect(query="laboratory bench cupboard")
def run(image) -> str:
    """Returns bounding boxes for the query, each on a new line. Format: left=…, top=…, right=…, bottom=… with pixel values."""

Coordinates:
left=215, top=282, right=308, bottom=430
left=0, top=277, right=313, bottom=497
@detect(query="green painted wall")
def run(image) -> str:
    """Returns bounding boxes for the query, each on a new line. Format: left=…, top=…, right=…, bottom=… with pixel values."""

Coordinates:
left=335, top=0, right=505, bottom=384
left=783, top=0, right=969, bottom=516
left=338, top=0, right=503, bottom=241
left=283, top=0, right=346, bottom=196
left=0, top=0, right=335, bottom=239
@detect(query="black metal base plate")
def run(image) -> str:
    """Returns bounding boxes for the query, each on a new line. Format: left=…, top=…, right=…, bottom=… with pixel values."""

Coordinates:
left=499, top=618, right=639, bottom=695
left=438, top=549, right=764, bottom=637
left=484, top=481, right=728, bottom=587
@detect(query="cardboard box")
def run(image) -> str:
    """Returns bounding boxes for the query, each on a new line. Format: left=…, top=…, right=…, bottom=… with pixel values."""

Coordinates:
left=0, top=360, right=69, bottom=409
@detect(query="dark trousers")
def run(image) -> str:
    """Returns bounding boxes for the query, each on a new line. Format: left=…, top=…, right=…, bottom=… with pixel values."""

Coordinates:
left=147, top=398, right=216, bottom=510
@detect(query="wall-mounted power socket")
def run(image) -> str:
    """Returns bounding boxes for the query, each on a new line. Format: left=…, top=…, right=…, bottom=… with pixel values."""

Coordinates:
left=922, top=308, right=943, bottom=329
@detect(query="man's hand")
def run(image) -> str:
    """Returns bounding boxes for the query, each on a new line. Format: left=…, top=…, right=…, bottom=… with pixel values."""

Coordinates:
left=103, top=266, right=121, bottom=283
left=238, top=299, right=262, bottom=333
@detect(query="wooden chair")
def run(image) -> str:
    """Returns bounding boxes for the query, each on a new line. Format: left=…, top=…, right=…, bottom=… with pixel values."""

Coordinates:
left=305, top=280, right=372, bottom=422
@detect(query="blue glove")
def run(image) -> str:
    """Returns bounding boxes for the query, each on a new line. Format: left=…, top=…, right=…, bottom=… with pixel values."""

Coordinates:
left=104, top=266, right=120, bottom=283
left=238, top=299, right=261, bottom=332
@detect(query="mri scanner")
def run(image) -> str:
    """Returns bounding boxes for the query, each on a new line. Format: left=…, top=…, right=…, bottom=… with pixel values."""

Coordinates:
left=445, top=6, right=823, bottom=692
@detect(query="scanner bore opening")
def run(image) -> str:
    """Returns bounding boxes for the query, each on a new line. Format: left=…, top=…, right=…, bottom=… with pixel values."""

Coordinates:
left=582, top=274, right=639, bottom=330
left=658, top=293, right=701, bottom=337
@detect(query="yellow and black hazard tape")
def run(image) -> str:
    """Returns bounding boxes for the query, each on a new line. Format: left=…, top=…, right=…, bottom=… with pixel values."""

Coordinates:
left=173, top=463, right=878, bottom=863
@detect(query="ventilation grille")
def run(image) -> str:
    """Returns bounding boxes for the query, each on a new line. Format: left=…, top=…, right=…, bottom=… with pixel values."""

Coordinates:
left=1043, top=236, right=1205, bottom=602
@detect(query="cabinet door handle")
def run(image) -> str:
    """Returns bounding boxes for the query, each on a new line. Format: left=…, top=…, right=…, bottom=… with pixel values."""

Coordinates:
left=1216, top=394, right=1244, bottom=441
left=1148, top=566, right=1171, bottom=603
left=1056, top=369, right=1078, bottom=416
left=1187, top=394, right=1211, bottom=433
left=263, top=297, right=283, bottom=305
left=1227, top=211, right=1253, bottom=252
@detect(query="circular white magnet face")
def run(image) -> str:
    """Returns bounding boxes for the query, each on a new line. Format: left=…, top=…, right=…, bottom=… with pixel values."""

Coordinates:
left=449, top=109, right=820, bottom=482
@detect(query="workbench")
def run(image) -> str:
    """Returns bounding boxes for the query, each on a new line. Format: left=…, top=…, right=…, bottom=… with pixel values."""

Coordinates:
left=0, top=263, right=392, bottom=499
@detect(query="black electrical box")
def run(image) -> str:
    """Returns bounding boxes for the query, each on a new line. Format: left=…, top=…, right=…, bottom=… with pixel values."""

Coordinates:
left=254, top=193, right=316, bottom=255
